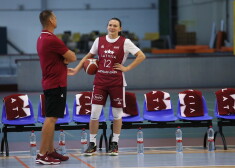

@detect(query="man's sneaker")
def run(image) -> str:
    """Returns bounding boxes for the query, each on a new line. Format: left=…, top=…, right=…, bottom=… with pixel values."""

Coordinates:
left=35, top=153, right=61, bottom=165
left=108, top=142, right=118, bottom=156
left=48, top=149, right=69, bottom=161
left=84, top=142, right=97, bottom=156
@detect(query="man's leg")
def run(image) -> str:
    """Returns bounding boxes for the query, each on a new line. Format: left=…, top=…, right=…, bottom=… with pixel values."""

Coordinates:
left=36, top=117, right=61, bottom=165
left=39, top=117, right=58, bottom=155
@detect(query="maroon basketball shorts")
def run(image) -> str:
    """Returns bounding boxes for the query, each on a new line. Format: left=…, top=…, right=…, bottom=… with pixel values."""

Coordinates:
left=92, top=85, right=126, bottom=108
left=43, top=87, right=67, bottom=118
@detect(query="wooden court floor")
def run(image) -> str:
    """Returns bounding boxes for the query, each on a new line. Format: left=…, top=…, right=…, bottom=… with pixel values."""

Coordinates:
left=0, top=146, right=235, bottom=168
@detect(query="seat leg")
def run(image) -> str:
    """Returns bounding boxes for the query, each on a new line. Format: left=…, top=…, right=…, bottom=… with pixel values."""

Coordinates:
left=214, top=131, right=218, bottom=150
left=2, top=126, right=9, bottom=156
left=100, top=122, right=108, bottom=153
left=1, top=136, right=4, bottom=154
left=218, top=126, right=227, bottom=150
left=99, top=134, right=103, bottom=151
left=102, top=124, right=108, bottom=153
left=203, top=131, right=207, bottom=149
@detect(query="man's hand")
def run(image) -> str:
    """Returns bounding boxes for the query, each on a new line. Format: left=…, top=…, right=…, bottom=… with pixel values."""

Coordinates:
left=67, top=68, right=77, bottom=76
left=64, top=59, right=69, bottom=65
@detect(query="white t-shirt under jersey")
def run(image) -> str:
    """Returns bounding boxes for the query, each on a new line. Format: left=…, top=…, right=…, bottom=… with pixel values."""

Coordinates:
left=90, top=35, right=140, bottom=64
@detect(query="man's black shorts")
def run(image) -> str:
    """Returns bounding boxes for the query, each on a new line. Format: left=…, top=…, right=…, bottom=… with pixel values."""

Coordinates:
left=43, top=87, right=67, bottom=118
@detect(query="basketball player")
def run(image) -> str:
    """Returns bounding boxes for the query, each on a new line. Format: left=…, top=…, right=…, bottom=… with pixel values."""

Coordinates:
left=36, top=10, right=76, bottom=164
left=68, top=18, right=146, bottom=156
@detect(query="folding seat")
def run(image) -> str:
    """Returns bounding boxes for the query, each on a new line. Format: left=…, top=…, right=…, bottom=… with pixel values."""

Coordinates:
left=143, top=90, right=177, bottom=122
left=177, top=89, right=213, bottom=148
left=37, top=94, right=71, bottom=124
left=72, top=91, right=108, bottom=152
left=1, top=94, right=37, bottom=156
left=109, top=92, right=143, bottom=123
left=214, top=88, right=235, bottom=150
left=108, top=92, right=144, bottom=145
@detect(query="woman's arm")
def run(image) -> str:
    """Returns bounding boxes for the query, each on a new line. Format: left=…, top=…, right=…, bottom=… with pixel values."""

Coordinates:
left=113, top=50, right=146, bottom=72
left=67, top=52, right=95, bottom=76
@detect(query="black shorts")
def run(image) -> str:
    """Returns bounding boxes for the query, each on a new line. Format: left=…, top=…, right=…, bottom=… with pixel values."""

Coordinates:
left=43, top=87, right=67, bottom=118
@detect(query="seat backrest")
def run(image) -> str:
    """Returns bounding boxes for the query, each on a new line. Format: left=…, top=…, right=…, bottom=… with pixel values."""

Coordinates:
left=143, top=100, right=177, bottom=122
left=2, top=100, right=35, bottom=125
left=177, top=96, right=212, bottom=120
left=215, top=88, right=235, bottom=116
left=72, top=93, right=106, bottom=122
left=214, top=100, right=235, bottom=120
left=109, top=92, right=143, bottom=122
left=37, top=95, right=70, bottom=124
left=143, top=90, right=176, bottom=122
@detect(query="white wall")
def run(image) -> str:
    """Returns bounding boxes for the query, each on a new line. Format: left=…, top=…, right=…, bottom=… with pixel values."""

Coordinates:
left=0, top=0, right=159, bottom=54
left=178, top=0, right=233, bottom=45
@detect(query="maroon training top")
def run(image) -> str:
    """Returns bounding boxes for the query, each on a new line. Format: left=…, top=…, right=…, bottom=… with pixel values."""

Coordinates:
left=37, top=30, right=68, bottom=90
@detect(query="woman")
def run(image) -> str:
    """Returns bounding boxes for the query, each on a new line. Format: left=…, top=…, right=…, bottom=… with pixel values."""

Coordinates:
left=68, top=18, right=146, bottom=156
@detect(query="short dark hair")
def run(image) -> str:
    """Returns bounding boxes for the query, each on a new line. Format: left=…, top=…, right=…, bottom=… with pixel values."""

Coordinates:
left=39, top=10, right=53, bottom=28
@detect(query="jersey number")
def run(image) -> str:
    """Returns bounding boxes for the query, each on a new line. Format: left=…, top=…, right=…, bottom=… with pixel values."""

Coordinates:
left=104, top=59, right=111, bottom=68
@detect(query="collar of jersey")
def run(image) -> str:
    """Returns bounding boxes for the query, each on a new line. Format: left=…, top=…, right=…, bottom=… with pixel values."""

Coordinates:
left=41, top=30, right=53, bottom=35
left=106, top=35, right=120, bottom=43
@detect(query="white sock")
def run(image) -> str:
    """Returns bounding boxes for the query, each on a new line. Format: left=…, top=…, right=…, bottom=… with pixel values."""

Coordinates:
left=90, top=134, right=97, bottom=146
left=112, top=133, right=120, bottom=143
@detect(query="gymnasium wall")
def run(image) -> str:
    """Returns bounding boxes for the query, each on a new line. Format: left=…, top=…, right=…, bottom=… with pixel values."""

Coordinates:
left=17, top=55, right=235, bottom=91
left=178, top=0, right=233, bottom=46
left=0, top=0, right=158, bottom=54
left=0, top=0, right=233, bottom=54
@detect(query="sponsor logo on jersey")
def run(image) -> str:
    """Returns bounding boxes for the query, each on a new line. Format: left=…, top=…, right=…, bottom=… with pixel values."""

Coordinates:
left=104, top=49, right=114, bottom=54
left=113, top=98, right=122, bottom=104
left=101, top=45, right=104, bottom=48
left=94, top=94, right=103, bottom=101
left=114, top=46, right=119, bottom=49
left=97, top=70, right=117, bottom=74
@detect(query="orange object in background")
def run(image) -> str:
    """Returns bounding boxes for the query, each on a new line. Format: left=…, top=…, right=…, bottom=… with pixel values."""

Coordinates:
left=220, top=47, right=233, bottom=52
left=175, top=45, right=209, bottom=50
left=152, top=45, right=213, bottom=54
left=216, top=31, right=227, bottom=50
left=151, top=45, right=233, bottom=55
left=151, top=48, right=194, bottom=54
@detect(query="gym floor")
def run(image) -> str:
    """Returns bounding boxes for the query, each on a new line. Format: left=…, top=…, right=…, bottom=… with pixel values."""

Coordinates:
left=0, top=88, right=235, bottom=168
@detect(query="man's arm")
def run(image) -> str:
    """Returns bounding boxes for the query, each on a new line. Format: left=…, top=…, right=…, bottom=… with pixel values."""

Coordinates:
left=63, top=50, right=77, bottom=64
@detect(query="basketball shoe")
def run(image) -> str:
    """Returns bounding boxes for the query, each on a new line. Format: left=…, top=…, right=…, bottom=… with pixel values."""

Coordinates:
left=108, top=142, right=118, bottom=156
left=35, top=152, right=61, bottom=165
left=48, top=149, right=69, bottom=161
left=84, top=142, right=97, bottom=156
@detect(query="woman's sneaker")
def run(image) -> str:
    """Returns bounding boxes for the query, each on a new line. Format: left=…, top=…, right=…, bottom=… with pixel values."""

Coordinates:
left=35, top=153, right=61, bottom=165
left=84, top=142, right=97, bottom=156
left=108, top=142, right=118, bottom=156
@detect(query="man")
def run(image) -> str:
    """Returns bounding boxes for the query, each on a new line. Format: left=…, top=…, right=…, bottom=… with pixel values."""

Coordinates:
left=36, top=10, right=76, bottom=165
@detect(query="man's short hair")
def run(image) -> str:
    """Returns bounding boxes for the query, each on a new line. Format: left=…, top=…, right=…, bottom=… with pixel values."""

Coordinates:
left=39, top=10, right=53, bottom=28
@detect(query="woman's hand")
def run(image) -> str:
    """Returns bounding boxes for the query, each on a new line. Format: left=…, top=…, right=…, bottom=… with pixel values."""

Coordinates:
left=113, top=63, right=129, bottom=72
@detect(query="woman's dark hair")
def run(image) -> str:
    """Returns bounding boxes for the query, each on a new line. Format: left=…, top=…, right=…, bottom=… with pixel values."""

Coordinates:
left=39, top=10, right=53, bottom=28
left=109, top=17, right=122, bottom=36
left=109, top=17, right=122, bottom=27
